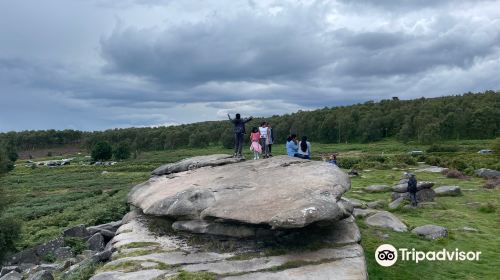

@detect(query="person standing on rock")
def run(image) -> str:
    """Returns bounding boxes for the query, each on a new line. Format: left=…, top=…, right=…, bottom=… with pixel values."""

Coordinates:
left=408, top=173, right=418, bottom=206
left=250, top=127, right=262, bottom=160
left=259, top=122, right=270, bottom=158
left=267, top=123, right=275, bottom=157
left=228, top=113, right=253, bottom=158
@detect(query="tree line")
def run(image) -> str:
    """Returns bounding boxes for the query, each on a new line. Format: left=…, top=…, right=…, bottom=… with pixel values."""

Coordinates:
left=0, top=91, right=499, bottom=153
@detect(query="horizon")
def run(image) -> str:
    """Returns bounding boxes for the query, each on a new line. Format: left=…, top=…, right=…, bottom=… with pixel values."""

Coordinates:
left=1, top=0, right=500, bottom=132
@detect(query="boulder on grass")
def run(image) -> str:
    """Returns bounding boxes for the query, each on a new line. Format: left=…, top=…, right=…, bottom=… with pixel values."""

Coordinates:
left=412, top=225, right=448, bottom=240
left=364, top=185, right=391, bottom=193
left=86, top=233, right=105, bottom=252
left=416, top=189, right=435, bottom=202
left=365, top=211, right=408, bottom=232
left=434, top=186, right=461, bottom=197
left=63, top=225, right=90, bottom=239
left=27, top=270, right=53, bottom=280
left=417, top=181, right=434, bottom=191
left=475, top=168, right=500, bottom=179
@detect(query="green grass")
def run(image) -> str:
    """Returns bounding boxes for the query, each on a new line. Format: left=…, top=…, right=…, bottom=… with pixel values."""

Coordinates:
left=1, top=139, right=499, bottom=279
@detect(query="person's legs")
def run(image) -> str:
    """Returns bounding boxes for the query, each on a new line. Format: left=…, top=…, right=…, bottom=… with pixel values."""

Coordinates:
left=410, top=192, right=417, bottom=206
left=233, top=133, right=239, bottom=156
left=268, top=144, right=272, bottom=156
left=236, top=133, right=244, bottom=156
left=260, top=138, right=267, bottom=158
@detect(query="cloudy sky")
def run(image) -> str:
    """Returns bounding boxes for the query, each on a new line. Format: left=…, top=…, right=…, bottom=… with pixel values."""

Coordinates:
left=1, top=0, right=499, bottom=131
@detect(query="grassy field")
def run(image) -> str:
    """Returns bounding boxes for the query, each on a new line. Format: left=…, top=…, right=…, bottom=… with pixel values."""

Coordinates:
left=0, top=139, right=498, bottom=279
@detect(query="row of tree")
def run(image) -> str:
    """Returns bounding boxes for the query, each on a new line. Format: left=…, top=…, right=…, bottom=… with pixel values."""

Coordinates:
left=0, top=143, right=21, bottom=261
left=1, top=91, right=499, bottom=153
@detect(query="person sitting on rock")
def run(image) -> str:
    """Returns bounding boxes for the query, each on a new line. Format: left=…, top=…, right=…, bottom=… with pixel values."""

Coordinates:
left=228, top=113, right=253, bottom=158
left=408, top=173, right=418, bottom=206
left=286, top=134, right=309, bottom=159
left=297, top=136, right=311, bottom=160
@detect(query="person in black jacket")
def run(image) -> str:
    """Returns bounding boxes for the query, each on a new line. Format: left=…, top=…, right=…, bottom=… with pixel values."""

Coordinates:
left=407, top=173, right=418, bottom=206
left=228, top=113, right=253, bottom=158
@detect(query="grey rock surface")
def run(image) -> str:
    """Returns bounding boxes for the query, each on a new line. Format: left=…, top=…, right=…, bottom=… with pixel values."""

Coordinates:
left=0, top=267, right=20, bottom=278
left=35, top=238, right=65, bottom=258
left=151, top=154, right=243, bottom=176
left=0, top=271, right=22, bottom=280
left=27, top=270, right=53, bottom=280
left=364, top=185, right=390, bottom=193
left=86, top=233, right=105, bottom=252
left=63, top=225, right=90, bottom=238
left=388, top=197, right=405, bottom=209
left=130, top=156, right=351, bottom=229
left=412, top=225, right=448, bottom=240
left=475, top=168, right=500, bottom=179
left=365, top=211, right=408, bottom=232
left=434, top=186, right=462, bottom=196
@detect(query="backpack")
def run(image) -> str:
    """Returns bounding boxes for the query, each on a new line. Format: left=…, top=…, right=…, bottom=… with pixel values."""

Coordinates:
left=407, top=176, right=417, bottom=193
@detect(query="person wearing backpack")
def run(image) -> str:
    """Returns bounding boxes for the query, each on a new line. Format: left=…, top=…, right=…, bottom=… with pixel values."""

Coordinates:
left=228, top=113, right=253, bottom=158
left=407, top=173, right=418, bottom=206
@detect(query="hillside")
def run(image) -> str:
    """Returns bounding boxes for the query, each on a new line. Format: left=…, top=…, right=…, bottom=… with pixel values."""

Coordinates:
left=0, top=91, right=499, bottom=156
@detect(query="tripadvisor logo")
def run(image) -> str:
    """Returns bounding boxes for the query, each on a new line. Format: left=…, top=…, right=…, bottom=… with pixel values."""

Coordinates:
left=375, top=244, right=482, bottom=267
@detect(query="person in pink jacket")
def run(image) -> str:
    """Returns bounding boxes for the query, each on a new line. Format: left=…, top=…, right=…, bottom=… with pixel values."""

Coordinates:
left=250, top=127, right=262, bottom=160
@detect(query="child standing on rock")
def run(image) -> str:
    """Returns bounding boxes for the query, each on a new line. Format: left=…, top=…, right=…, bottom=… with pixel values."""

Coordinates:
left=250, top=127, right=262, bottom=160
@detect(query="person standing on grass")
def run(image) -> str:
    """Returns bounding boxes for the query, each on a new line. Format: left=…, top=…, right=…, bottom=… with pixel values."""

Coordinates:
left=249, top=127, right=262, bottom=160
left=259, top=122, right=270, bottom=158
left=267, top=123, right=275, bottom=157
left=407, top=173, right=418, bottom=207
left=297, top=136, right=311, bottom=159
left=228, top=113, right=253, bottom=158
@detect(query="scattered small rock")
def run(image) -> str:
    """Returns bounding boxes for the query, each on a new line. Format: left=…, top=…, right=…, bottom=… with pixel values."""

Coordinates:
left=388, top=197, right=405, bottom=209
left=367, top=200, right=385, bottom=209
left=353, top=208, right=379, bottom=218
left=86, top=233, right=105, bottom=251
left=27, top=270, right=53, bottom=280
left=63, top=225, right=90, bottom=239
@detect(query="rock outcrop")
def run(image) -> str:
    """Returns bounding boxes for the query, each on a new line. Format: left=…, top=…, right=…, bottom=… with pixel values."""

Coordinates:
left=130, top=156, right=352, bottom=229
left=92, top=154, right=367, bottom=279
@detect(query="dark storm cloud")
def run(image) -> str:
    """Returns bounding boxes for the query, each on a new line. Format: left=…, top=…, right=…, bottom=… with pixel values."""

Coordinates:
left=100, top=5, right=333, bottom=85
left=1, top=0, right=499, bottom=131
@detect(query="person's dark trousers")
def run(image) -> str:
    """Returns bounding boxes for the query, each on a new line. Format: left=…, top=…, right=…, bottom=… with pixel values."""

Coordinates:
left=409, top=192, right=418, bottom=206
left=268, top=144, right=272, bottom=155
left=294, top=153, right=309, bottom=159
left=260, top=138, right=268, bottom=157
left=234, top=133, right=244, bottom=156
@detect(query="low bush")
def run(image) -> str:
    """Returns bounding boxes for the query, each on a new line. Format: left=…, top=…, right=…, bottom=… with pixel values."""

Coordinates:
left=337, top=157, right=362, bottom=169
left=0, top=216, right=21, bottom=262
left=392, top=154, right=417, bottom=166
left=427, top=145, right=460, bottom=153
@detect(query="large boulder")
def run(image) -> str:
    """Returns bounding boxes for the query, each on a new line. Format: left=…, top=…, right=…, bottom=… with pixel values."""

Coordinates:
left=475, top=168, right=500, bottom=179
left=365, top=211, right=408, bottom=232
left=35, top=238, right=65, bottom=258
left=129, top=156, right=352, bottom=229
left=412, top=225, right=448, bottom=240
left=392, top=184, right=408, bottom=193
left=63, top=225, right=90, bottom=239
left=434, top=186, right=461, bottom=197
left=86, top=233, right=105, bottom=251
left=151, top=154, right=243, bottom=176
left=7, top=248, right=39, bottom=265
